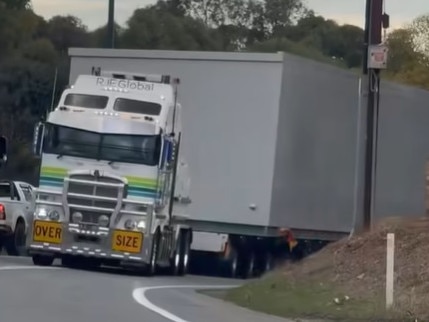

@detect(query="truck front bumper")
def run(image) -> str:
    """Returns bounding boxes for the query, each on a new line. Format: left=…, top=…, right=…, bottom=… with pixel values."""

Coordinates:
left=27, top=222, right=153, bottom=268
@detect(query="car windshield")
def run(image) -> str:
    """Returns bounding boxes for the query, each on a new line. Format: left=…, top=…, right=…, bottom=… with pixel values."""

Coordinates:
left=42, top=123, right=161, bottom=166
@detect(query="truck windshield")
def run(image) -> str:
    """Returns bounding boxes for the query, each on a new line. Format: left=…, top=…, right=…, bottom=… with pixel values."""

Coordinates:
left=64, top=94, right=108, bottom=109
left=113, top=98, right=161, bottom=115
left=42, top=124, right=161, bottom=166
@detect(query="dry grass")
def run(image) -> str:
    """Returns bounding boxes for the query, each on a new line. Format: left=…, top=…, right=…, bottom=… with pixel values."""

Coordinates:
left=225, top=216, right=429, bottom=321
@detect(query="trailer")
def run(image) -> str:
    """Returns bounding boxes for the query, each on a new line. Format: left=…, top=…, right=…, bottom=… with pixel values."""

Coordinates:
left=64, top=48, right=429, bottom=278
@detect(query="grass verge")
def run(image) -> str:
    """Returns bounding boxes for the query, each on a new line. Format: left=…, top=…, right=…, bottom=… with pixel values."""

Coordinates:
left=218, top=272, right=412, bottom=321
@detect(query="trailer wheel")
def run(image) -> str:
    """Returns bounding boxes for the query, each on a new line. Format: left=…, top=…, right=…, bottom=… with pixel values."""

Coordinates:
left=243, top=252, right=256, bottom=279
left=169, top=232, right=182, bottom=276
left=226, top=248, right=239, bottom=278
left=146, top=231, right=160, bottom=276
left=32, top=255, right=54, bottom=266
left=263, top=252, right=274, bottom=273
left=6, top=219, right=27, bottom=256
left=178, top=230, right=191, bottom=276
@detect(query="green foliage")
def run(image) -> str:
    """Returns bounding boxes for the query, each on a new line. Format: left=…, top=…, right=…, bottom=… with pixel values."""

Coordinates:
left=0, top=0, right=31, bottom=10
left=121, top=6, right=222, bottom=51
left=0, top=0, right=426, bottom=181
left=385, top=14, right=429, bottom=90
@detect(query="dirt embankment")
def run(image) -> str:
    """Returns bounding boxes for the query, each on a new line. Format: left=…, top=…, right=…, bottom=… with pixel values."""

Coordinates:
left=226, top=216, right=429, bottom=321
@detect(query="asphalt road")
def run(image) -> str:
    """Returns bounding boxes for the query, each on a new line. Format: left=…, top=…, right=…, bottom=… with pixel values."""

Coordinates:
left=0, top=256, right=294, bottom=322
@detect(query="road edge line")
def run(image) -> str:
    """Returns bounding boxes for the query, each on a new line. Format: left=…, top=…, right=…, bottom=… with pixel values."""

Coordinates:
left=0, top=265, right=61, bottom=271
left=132, top=284, right=237, bottom=322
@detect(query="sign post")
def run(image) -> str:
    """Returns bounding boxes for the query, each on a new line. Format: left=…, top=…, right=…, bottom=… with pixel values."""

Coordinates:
left=386, top=233, right=395, bottom=308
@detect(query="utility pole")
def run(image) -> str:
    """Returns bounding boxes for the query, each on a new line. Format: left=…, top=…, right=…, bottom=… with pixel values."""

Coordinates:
left=362, top=0, right=389, bottom=230
left=106, top=0, right=115, bottom=48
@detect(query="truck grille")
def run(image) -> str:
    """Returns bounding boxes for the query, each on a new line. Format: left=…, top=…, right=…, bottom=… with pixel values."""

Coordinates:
left=66, top=174, right=125, bottom=225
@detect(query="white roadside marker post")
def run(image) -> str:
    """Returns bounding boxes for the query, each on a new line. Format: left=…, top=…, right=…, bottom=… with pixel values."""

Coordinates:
left=386, top=233, right=395, bottom=309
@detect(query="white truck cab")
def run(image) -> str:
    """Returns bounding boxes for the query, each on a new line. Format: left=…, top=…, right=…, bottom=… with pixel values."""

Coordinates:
left=27, top=69, right=192, bottom=275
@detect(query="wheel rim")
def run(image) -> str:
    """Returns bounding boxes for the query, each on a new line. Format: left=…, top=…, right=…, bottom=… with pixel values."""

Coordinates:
left=173, top=251, right=180, bottom=274
left=247, top=255, right=255, bottom=278
left=183, top=249, right=189, bottom=271
left=230, top=253, right=238, bottom=277
left=265, top=254, right=273, bottom=272
left=182, top=240, right=190, bottom=273
left=150, top=237, right=158, bottom=273
left=175, top=252, right=180, bottom=267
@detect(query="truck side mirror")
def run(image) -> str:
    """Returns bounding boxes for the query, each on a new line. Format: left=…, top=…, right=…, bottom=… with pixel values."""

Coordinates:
left=0, top=136, right=7, bottom=167
left=33, top=122, right=45, bottom=157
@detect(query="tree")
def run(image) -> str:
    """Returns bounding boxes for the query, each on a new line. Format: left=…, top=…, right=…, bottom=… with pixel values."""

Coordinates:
left=90, top=23, right=123, bottom=48
left=386, top=28, right=420, bottom=74
left=410, top=14, right=429, bottom=58
left=263, top=0, right=308, bottom=36
left=120, top=6, right=222, bottom=51
left=44, top=15, right=90, bottom=53
left=156, top=0, right=191, bottom=17
left=0, top=0, right=31, bottom=10
left=385, top=26, right=429, bottom=89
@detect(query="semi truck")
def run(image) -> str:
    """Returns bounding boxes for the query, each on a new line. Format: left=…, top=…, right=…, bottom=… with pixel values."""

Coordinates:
left=32, top=48, right=351, bottom=279
left=26, top=69, right=192, bottom=275
left=28, top=48, right=429, bottom=278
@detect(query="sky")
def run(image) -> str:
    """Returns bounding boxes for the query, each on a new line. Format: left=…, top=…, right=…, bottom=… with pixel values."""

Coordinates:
left=31, top=0, right=426, bottom=31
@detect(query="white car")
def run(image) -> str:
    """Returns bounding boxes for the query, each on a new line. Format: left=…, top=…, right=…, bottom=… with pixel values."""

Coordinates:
left=0, top=180, right=36, bottom=256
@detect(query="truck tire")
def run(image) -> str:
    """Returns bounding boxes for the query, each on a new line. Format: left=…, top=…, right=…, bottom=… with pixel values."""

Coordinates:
left=225, top=248, right=239, bottom=278
left=145, top=231, right=160, bottom=276
left=169, top=232, right=182, bottom=276
left=5, top=220, right=27, bottom=256
left=178, top=230, right=191, bottom=276
left=243, top=252, right=256, bottom=279
left=32, top=255, right=54, bottom=266
left=263, top=252, right=274, bottom=273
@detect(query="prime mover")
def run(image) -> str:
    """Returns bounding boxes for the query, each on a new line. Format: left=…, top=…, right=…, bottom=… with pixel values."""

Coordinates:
left=27, top=69, right=192, bottom=275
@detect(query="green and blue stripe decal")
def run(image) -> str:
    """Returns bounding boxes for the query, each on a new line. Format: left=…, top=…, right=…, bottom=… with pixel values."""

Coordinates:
left=39, top=166, right=159, bottom=199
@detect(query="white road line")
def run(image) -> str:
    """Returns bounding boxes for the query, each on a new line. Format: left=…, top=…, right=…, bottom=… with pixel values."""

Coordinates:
left=0, top=263, right=237, bottom=322
left=0, top=255, right=32, bottom=259
left=132, top=284, right=238, bottom=322
left=0, top=265, right=60, bottom=271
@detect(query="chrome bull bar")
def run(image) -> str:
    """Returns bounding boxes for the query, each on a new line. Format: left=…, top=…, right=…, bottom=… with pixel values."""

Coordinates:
left=34, top=177, right=161, bottom=234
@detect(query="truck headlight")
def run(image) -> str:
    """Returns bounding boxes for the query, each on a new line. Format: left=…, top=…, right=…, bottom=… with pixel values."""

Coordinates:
left=72, top=212, right=83, bottom=223
left=137, top=220, right=146, bottom=230
left=98, top=215, right=109, bottom=227
left=36, top=208, right=48, bottom=219
left=48, top=210, right=60, bottom=221
left=124, top=219, right=136, bottom=230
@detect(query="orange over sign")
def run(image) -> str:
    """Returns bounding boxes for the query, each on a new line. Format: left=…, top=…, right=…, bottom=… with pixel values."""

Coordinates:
left=33, top=220, right=62, bottom=244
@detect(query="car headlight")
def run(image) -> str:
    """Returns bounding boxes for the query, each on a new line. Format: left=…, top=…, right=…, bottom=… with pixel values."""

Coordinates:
left=48, top=210, right=60, bottom=221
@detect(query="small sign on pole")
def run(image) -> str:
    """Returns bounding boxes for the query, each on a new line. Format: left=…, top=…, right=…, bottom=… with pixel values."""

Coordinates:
left=368, top=44, right=389, bottom=69
left=386, top=233, right=395, bottom=309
